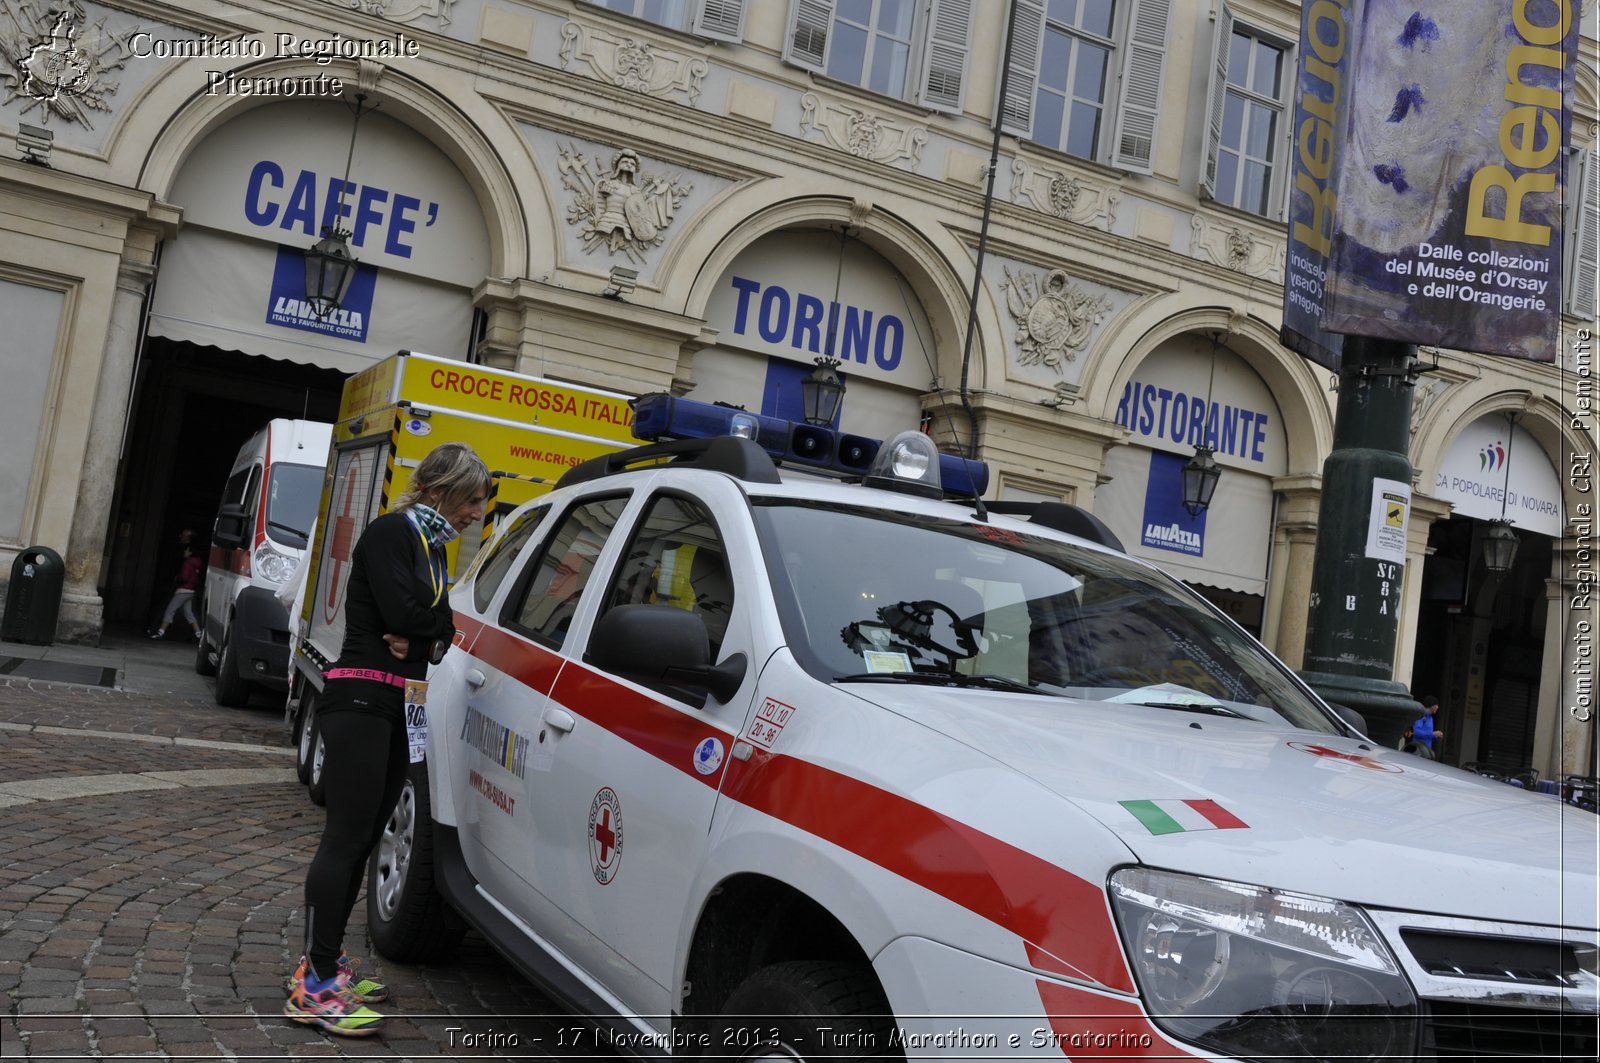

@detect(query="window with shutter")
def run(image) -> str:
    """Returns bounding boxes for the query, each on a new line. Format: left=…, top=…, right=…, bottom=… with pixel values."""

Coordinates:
left=918, top=0, right=972, bottom=112
left=999, top=0, right=1047, bottom=136
left=1199, top=0, right=1235, bottom=198
left=1205, top=16, right=1291, bottom=218
left=583, top=0, right=744, bottom=40
left=1110, top=0, right=1170, bottom=173
left=786, top=0, right=836, bottom=71
left=695, top=0, right=745, bottom=41
left=1567, top=148, right=1599, bottom=321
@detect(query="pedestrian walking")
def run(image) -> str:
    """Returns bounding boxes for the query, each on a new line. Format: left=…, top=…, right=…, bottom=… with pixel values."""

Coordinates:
left=149, top=534, right=202, bottom=640
left=284, top=442, right=489, bottom=1037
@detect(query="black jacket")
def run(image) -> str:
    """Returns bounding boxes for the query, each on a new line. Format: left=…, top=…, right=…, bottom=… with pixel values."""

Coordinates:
left=333, top=511, right=455, bottom=680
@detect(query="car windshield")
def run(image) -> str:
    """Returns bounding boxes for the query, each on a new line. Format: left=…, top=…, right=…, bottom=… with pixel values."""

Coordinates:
left=264, top=463, right=324, bottom=548
left=751, top=500, right=1340, bottom=734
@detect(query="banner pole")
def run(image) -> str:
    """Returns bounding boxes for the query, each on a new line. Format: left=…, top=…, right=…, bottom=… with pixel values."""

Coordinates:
left=1298, top=335, right=1424, bottom=745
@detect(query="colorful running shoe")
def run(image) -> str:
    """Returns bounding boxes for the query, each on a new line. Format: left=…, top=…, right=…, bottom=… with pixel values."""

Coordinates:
left=287, top=951, right=389, bottom=1004
left=283, top=966, right=384, bottom=1037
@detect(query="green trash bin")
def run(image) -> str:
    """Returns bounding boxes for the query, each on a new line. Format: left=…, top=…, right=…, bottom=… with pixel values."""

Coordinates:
left=2, top=545, right=65, bottom=645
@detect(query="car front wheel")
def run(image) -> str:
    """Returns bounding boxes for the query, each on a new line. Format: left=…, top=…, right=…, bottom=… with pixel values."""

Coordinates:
left=713, top=960, right=900, bottom=1062
left=366, top=761, right=464, bottom=962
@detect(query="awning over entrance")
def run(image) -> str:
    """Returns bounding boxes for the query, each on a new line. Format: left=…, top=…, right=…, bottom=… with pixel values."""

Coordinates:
left=148, top=228, right=471, bottom=375
left=1096, top=444, right=1272, bottom=596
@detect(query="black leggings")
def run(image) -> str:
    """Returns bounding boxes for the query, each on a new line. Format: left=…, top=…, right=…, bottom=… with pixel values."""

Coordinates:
left=303, top=698, right=408, bottom=978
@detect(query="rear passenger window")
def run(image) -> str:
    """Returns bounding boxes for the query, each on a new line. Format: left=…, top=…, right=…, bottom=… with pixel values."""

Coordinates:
left=505, top=495, right=628, bottom=647
left=603, top=494, right=734, bottom=661
left=469, top=506, right=546, bottom=614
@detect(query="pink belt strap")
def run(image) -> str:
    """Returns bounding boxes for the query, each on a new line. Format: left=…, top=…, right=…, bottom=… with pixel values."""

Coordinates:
left=324, top=667, right=408, bottom=688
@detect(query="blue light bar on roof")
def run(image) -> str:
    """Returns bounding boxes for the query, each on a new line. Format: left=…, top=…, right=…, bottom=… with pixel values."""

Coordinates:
left=630, top=393, right=988, bottom=497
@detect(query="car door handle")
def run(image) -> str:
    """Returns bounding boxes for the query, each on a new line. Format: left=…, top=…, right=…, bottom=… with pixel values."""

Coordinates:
left=465, top=668, right=486, bottom=689
left=545, top=707, right=576, bottom=734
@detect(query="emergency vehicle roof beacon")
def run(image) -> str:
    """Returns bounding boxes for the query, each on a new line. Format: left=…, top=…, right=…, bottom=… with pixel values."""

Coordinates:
left=328, top=391, right=1594, bottom=1063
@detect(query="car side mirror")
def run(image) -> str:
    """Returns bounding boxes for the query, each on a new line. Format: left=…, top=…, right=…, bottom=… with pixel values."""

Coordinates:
left=213, top=502, right=248, bottom=551
left=587, top=604, right=747, bottom=705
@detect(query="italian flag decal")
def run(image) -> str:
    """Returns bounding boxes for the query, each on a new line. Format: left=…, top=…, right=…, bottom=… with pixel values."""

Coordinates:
left=1120, top=799, right=1248, bottom=836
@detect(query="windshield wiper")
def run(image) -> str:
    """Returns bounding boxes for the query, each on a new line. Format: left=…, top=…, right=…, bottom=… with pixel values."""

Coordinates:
left=834, top=672, right=1049, bottom=696
left=1120, top=699, right=1247, bottom=719
left=267, top=519, right=309, bottom=540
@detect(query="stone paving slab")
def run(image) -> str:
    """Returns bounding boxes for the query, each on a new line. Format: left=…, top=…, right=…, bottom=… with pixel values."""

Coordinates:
left=0, top=679, right=622, bottom=1060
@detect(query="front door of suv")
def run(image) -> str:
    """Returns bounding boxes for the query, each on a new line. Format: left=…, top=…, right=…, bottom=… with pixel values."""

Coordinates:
left=535, top=485, right=756, bottom=1020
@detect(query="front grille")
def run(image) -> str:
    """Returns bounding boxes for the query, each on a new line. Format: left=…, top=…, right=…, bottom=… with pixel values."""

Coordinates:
left=1424, top=1000, right=1599, bottom=1060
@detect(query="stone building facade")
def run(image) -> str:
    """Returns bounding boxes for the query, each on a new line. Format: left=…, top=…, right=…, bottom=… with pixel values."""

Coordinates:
left=1, top=0, right=1596, bottom=775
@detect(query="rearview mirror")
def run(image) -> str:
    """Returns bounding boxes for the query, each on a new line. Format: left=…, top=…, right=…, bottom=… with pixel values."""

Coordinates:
left=213, top=502, right=248, bottom=551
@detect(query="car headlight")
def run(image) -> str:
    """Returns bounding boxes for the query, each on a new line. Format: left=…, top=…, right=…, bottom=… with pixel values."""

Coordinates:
left=1109, top=867, right=1416, bottom=1060
left=254, top=542, right=298, bottom=585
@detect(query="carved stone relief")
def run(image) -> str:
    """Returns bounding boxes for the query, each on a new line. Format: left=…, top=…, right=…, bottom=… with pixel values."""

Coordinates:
left=326, top=0, right=454, bottom=29
left=1, top=1, right=134, bottom=127
left=559, top=143, right=693, bottom=262
left=798, top=93, right=926, bottom=169
left=1001, top=267, right=1112, bottom=374
left=560, top=20, right=707, bottom=106
left=1009, top=158, right=1119, bottom=232
left=1189, top=214, right=1283, bottom=281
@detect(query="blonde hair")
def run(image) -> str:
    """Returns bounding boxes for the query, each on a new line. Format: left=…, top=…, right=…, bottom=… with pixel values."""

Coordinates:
left=394, top=442, right=491, bottom=514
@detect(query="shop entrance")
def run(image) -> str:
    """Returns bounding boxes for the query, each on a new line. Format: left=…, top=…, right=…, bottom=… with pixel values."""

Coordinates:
left=102, top=337, right=344, bottom=629
left=1409, top=516, right=1550, bottom=770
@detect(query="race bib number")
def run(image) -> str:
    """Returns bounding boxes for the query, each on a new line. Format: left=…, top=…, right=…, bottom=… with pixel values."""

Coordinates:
left=404, top=679, right=429, bottom=763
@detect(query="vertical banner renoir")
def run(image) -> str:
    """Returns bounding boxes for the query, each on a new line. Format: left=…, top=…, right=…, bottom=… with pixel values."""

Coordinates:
left=1282, top=1, right=1581, bottom=368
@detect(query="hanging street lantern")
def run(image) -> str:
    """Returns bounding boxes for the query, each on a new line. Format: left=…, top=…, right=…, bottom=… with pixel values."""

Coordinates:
left=1182, top=445, right=1221, bottom=517
left=1481, top=519, right=1520, bottom=575
left=303, top=93, right=371, bottom=318
left=801, top=357, right=846, bottom=426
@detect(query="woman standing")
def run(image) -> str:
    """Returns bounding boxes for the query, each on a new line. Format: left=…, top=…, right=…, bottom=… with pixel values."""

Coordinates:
left=284, top=442, right=489, bottom=1036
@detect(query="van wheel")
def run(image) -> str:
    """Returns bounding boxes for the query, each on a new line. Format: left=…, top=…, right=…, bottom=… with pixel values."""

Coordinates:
left=714, top=961, right=900, bottom=1062
left=212, top=625, right=251, bottom=707
left=194, top=627, right=217, bottom=677
left=306, top=719, right=327, bottom=806
left=367, top=762, right=465, bottom=962
left=294, top=694, right=318, bottom=784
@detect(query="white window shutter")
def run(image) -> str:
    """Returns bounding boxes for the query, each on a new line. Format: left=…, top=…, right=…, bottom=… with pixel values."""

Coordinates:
left=694, top=0, right=745, bottom=41
left=918, top=0, right=972, bottom=113
left=999, top=0, right=1046, bottom=136
left=1568, top=148, right=1600, bottom=321
left=1198, top=0, right=1233, bottom=198
left=785, top=0, right=835, bottom=71
left=1111, top=0, right=1172, bottom=173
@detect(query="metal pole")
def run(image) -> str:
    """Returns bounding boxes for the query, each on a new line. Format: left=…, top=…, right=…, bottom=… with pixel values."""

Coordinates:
left=1299, top=335, right=1423, bottom=745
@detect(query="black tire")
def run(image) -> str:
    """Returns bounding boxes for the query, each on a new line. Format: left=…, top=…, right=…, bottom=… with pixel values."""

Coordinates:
left=212, top=623, right=252, bottom=707
left=294, top=691, right=317, bottom=784
left=712, top=960, right=899, bottom=1062
left=306, top=718, right=327, bottom=806
left=366, top=761, right=465, bottom=962
left=193, top=623, right=217, bottom=677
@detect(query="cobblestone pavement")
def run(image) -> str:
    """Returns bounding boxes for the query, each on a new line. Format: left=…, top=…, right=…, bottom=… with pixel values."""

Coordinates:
left=0, top=676, right=620, bottom=1061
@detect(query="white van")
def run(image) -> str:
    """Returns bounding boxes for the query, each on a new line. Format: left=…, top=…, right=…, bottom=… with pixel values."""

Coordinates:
left=197, top=418, right=332, bottom=707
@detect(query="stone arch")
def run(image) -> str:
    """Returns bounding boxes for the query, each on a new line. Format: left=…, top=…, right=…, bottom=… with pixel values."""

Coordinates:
left=1081, top=295, right=1334, bottom=473
left=127, top=57, right=532, bottom=278
left=664, top=189, right=997, bottom=394
left=1413, top=384, right=1592, bottom=518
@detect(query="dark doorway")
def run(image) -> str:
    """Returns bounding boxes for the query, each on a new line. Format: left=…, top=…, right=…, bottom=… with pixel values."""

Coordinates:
left=1409, top=516, right=1550, bottom=769
left=103, top=338, right=345, bottom=626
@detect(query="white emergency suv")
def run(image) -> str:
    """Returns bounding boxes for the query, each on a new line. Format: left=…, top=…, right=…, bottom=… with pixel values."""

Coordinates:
left=366, top=395, right=1598, bottom=1061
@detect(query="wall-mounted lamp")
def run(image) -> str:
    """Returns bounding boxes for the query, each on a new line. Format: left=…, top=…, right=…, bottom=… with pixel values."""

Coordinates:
left=1482, top=412, right=1520, bottom=575
left=16, top=124, right=52, bottom=166
left=801, top=356, right=846, bottom=426
left=304, top=94, right=372, bottom=318
left=602, top=265, right=639, bottom=299
left=1182, top=331, right=1224, bottom=516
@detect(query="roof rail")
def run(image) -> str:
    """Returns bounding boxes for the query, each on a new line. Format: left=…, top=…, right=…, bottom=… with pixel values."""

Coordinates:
left=555, top=435, right=782, bottom=489
left=984, top=500, right=1125, bottom=551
